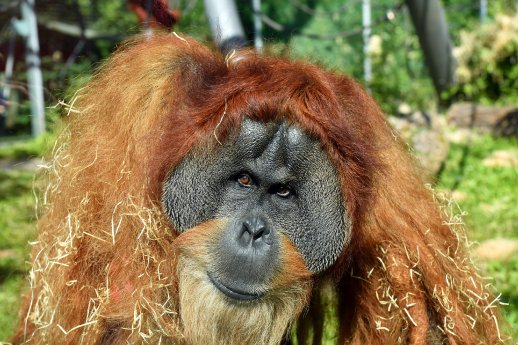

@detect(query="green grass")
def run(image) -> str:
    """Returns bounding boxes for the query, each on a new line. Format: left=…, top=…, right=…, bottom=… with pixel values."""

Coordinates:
left=0, top=132, right=517, bottom=341
left=0, top=134, right=50, bottom=341
left=438, top=134, right=518, bottom=241
left=437, top=133, right=518, bottom=340
left=0, top=133, right=54, bottom=161
left=0, top=169, right=37, bottom=341
left=0, top=275, right=26, bottom=340
left=484, top=257, right=518, bottom=336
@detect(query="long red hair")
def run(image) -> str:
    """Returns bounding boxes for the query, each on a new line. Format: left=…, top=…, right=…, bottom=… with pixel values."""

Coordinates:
left=14, top=33, right=507, bottom=344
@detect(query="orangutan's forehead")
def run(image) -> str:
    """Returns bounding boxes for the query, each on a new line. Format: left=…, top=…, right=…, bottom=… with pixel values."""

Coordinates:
left=233, top=119, right=323, bottom=171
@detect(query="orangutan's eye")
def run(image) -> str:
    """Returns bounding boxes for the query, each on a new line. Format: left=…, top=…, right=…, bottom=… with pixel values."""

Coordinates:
left=275, top=185, right=292, bottom=198
left=237, top=173, right=254, bottom=187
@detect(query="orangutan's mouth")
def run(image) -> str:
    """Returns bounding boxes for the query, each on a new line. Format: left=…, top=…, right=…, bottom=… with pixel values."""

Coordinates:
left=207, top=272, right=265, bottom=301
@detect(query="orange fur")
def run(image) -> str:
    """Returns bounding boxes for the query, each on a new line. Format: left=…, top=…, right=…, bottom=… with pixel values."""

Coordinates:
left=13, top=33, right=508, bottom=344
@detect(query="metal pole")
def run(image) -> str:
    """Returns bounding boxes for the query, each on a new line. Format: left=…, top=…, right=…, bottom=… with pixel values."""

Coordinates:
left=480, top=0, right=487, bottom=23
left=21, top=0, right=45, bottom=136
left=2, top=28, right=16, bottom=100
left=362, top=0, right=372, bottom=84
left=252, top=0, right=263, bottom=53
left=204, top=0, right=247, bottom=53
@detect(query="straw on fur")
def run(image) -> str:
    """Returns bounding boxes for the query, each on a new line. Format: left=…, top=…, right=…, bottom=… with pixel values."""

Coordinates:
left=13, top=33, right=509, bottom=344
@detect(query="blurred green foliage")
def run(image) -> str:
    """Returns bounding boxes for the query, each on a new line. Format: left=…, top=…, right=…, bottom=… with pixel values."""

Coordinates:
left=3, top=0, right=517, bottom=130
left=0, top=133, right=54, bottom=160
left=449, top=13, right=518, bottom=104
left=438, top=134, right=518, bottom=241
left=437, top=133, right=518, bottom=340
left=0, top=168, right=37, bottom=341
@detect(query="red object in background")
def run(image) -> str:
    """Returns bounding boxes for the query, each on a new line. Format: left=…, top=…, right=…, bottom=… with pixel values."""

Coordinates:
left=128, top=0, right=180, bottom=29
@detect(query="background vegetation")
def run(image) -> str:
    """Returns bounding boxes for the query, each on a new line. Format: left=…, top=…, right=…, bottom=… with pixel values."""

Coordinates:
left=1, top=0, right=517, bottom=342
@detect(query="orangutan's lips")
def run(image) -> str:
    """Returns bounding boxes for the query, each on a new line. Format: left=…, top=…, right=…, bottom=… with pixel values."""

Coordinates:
left=207, top=272, right=264, bottom=301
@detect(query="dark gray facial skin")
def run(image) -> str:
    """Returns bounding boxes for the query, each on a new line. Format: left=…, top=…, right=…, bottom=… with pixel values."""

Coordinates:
left=162, top=119, right=349, bottom=300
